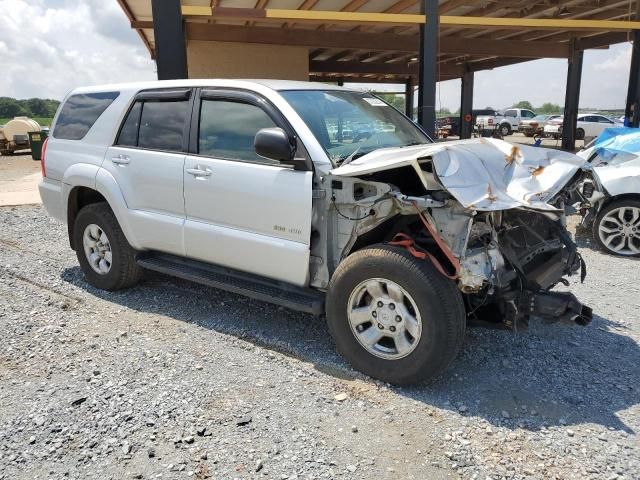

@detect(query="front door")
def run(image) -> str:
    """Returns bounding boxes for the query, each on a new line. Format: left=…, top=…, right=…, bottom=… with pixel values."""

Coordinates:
left=103, top=88, right=192, bottom=255
left=183, top=90, right=313, bottom=286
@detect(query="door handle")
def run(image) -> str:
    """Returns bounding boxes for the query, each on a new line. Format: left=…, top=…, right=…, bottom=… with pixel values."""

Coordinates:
left=186, top=167, right=212, bottom=177
left=111, top=154, right=130, bottom=165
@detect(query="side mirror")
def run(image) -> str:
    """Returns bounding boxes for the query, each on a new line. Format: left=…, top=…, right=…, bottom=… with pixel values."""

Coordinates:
left=254, top=127, right=296, bottom=163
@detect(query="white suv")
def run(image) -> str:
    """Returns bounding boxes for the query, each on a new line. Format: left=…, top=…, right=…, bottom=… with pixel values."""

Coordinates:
left=39, top=80, right=593, bottom=385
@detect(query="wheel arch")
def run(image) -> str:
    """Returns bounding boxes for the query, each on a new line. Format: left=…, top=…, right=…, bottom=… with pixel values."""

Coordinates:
left=64, top=167, right=142, bottom=251
left=67, top=186, right=108, bottom=250
left=597, top=193, right=640, bottom=214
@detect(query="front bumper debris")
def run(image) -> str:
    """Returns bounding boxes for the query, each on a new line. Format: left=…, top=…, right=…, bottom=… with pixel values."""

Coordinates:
left=524, top=291, right=593, bottom=326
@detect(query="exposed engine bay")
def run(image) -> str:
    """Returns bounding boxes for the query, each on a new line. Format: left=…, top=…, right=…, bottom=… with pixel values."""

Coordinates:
left=316, top=138, right=593, bottom=329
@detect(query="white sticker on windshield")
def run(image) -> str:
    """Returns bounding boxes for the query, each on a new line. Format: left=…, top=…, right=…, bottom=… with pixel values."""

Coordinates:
left=364, top=98, right=387, bottom=107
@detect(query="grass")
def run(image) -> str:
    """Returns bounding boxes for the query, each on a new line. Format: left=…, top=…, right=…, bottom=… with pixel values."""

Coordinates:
left=0, top=117, right=53, bottom=127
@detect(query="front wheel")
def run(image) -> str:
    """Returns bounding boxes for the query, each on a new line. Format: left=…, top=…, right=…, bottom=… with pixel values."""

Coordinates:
left=576, top=128, right=585, bottom=140
left=593, top=199, right=640, bottom=256
left=326, top=245, right=466, bottom=385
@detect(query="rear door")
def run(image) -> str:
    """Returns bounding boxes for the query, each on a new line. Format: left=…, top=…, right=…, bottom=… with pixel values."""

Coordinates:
left=503, top=109, right=518, bottom=127
left=182, top=89, right=313, bottom=286
left=594, top=115, right=615, bottom=136
left=103, top=88, right=193, bottom=255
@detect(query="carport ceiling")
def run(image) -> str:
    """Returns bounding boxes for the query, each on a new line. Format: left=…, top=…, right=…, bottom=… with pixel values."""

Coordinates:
left=119, top=0, right=639, bottom=82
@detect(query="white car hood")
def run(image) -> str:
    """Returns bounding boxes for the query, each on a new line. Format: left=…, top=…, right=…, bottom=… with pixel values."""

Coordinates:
left=330, top=138, right=587, bottom=211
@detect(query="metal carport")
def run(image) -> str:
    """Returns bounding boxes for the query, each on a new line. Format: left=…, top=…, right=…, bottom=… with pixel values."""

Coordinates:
left=117, top=0, right=640, bottom=150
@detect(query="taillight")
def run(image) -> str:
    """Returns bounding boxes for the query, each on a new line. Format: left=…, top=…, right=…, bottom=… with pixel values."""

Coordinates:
left=488, top=118, right=494, bottom=124
left=41, top=137, right=49, bottom=177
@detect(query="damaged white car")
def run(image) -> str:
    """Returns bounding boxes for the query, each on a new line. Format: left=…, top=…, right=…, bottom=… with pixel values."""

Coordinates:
left=39, top=80, right=592, bottom=385
left=571, top=128, right=640, bottom=256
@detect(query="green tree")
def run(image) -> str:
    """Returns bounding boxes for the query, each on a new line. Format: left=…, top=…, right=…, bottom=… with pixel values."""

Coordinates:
left=376, top=93, right=405, bottom=111
left=537, top=102, right=562, bottom=114
left=0, top=97, right=28, bottom=117
left=513, top=100, right=533, bottom=110
left=0, top=97, right=60, bottom=119
left=26, top=98, right=48, bottom=117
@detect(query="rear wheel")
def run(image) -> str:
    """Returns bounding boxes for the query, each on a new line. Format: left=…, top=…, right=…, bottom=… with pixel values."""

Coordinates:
left=593, top=199, right=640, bottom=256
left=73, top=203, right=142, bottom=290
left=500, top=123, right=511, bottom=136
left=576, top=128, right=585, bottom=140
left=326, top=245, right=465, bottom=385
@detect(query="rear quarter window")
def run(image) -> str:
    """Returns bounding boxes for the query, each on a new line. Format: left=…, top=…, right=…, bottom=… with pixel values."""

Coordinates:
left=53, top=92, right=119, bottom=140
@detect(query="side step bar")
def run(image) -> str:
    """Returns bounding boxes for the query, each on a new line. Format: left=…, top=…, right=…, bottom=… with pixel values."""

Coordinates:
left=137, top=253, right=325, bottom=315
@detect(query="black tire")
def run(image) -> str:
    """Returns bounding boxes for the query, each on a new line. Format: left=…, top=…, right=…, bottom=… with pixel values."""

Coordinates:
left=73, top=202, right=142, bottom=290
left=326, top=245, right=466, bottom=385
left=592, top=199, right=640, bottom=257
left=576, top=128, right=585, bottom=140
left=500, top=123, right=511, bottom=136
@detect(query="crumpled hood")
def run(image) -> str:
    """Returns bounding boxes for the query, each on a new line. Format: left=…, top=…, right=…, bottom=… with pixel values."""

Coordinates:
left=330, top=138, right=588, bottom=211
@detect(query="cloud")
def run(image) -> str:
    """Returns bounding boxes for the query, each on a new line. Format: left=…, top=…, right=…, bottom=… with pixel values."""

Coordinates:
left=1, top=0, right=155, bottom=100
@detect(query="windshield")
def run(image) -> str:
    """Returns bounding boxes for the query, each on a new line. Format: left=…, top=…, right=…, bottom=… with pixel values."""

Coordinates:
left=280, top=90, right=429, bottom=165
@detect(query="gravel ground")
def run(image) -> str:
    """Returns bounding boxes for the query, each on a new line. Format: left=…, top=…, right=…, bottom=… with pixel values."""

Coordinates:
left=0, top=205, right=638, bottom=480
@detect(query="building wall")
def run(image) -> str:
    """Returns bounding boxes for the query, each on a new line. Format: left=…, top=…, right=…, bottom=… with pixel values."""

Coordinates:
left=187, top=41, right=309, bottom=80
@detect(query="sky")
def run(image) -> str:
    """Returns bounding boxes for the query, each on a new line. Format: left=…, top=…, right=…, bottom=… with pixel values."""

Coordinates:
left=1, top=0, right=633, bottom=112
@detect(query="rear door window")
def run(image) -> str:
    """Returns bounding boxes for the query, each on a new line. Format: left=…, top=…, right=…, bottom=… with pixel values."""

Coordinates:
left=138, top=101, right=189, bottom=151
left=115, top=96, right=190, bottom=152
left=53, top=92, right=119, bottom=140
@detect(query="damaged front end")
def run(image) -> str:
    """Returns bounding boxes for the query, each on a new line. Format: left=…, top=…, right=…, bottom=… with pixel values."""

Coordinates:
left=327, top=138, right=593, bottom=330
left=461, top=209, right=591, bottom=329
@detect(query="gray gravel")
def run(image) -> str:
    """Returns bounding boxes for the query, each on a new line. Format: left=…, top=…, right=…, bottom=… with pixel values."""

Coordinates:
left=0, top=205, right=639, bottom=480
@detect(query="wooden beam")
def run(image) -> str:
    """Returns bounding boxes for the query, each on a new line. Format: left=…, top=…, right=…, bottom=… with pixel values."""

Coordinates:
left=439, top=15, right=640, bottom=30
left=310, top=60, right=419, bottom=76
left=576, top=31, right=630, bottom=50
left=310, top=59, right=465, bottom=80
left=309, top=75, right=418, bottom=84
left=184, top=23, right=417, bottom=51
left=184, top=23, right=570, bottom=58
left=441, top=36, right=569, bottom=58
left=284, top=0, right=318, bottom=29
left=309, top=73, right=461, bottom=83
left=441, top=0, right=631, bottom=41
left=266, top=9, right=426, bottom=25
left=183, top=6, right=640, bottom=30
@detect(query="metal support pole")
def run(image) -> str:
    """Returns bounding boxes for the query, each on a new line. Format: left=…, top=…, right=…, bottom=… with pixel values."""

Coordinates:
left=417, top=0, right=438, bottom=138
left=626, top=30, right=640, bottom=127
left=151, top=0, right=188, bottom=80
left=561, top=41, right=583, bottom=151
left=459, top=68, right=474, bottom=139
left=405, top=78, right=415, bottom=119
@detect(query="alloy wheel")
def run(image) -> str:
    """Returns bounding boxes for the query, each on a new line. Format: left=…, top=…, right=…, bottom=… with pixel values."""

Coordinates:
left=347, top=278, right=422, bottom=360
left=83, top=223, right=113, bottom=274
left=598, top=206, right=640, bottom=255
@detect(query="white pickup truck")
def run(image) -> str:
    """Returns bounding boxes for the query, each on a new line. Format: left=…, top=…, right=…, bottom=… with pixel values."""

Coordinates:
left=38, top=79, right=593, bottom=385
left=476, top=108, right=537, bottom=137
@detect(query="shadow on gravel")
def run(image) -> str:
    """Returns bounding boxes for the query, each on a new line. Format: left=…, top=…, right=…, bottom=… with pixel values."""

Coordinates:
left=62, top=266, right=639, bottom=434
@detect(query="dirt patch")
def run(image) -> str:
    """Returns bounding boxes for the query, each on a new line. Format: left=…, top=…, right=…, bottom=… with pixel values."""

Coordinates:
left=0, top=153, right=42, bottom=206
